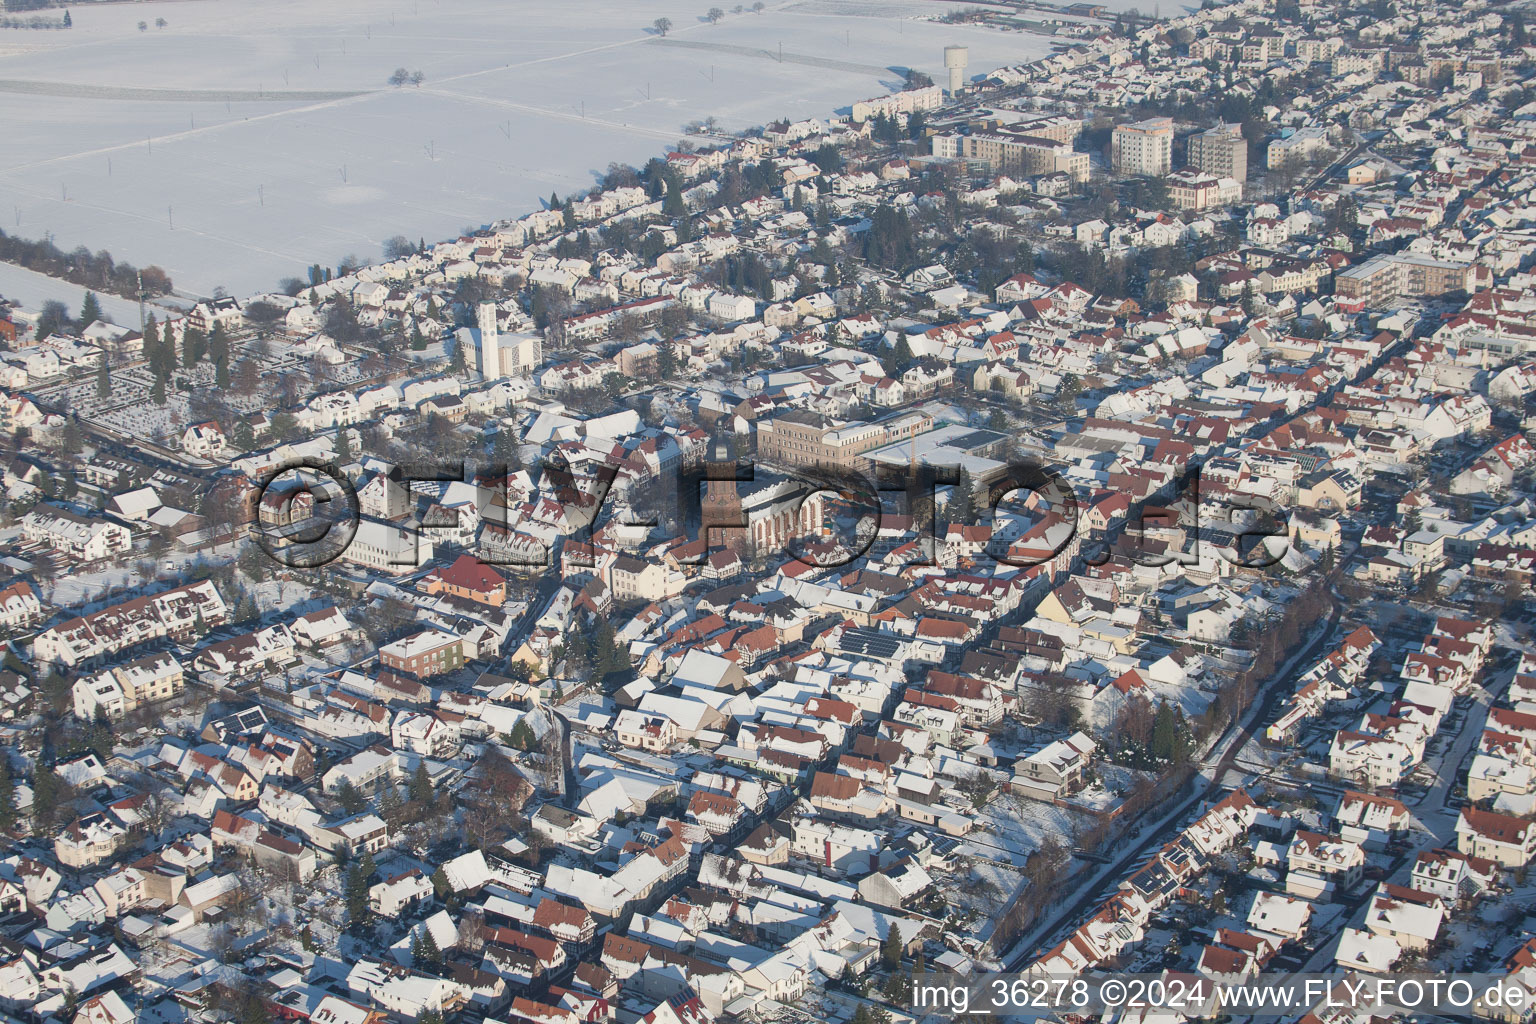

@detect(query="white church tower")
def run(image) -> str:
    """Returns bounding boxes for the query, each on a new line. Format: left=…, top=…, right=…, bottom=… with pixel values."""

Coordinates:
left=476, top=301, right=501, bottom=379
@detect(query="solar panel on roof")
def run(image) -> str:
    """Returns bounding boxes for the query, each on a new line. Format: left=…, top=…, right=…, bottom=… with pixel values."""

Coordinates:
left=838, top=629, right=902, bottom=659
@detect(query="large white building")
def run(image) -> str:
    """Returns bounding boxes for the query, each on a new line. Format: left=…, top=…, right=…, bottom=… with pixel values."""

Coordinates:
left=1112, top=117, right=1173, bottom=176
left=341, top=519, right=435, bottom=574
left=1267, top=125, right=1333, bottom=170
left=850, top=85, right=943, bottom=123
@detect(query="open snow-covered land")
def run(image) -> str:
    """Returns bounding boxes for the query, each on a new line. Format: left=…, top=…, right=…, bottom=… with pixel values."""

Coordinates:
left=0, top=0, right=1052, bottom=297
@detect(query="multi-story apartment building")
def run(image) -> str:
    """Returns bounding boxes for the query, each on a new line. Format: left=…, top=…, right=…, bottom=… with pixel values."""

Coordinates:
left=379, top=629, right=464, bottom=678
left=1335, top=253, right=1472, bottom=308
left=1294, top=36, right=1345, bottom=63
left=1267, top=125, right=1333, bottom=170
left=1166, top=170, right=1242, bottom=211
left=56, top=812, right=130, bottom=869
left=21, top=504, right=131, bottom=562
left=1112, top=117, right=1173, bottom=176
left=850, top=84, right=943, bottom=123
left=420, top=552, right=507, bottom=607
left=1456, top=808, right=1536, bottom=868
left=1286, top=830, right=1365, bottom=901
left=73, top=653, right=185, bottom=720
left=1240, top=33, right=1283, bottom=65
left=1186, top=122, right=1248, bottom=184
left=1331, top=48, right=1385, bottom=77
left=34, top=579, right=229, bottom=667
left=950, top=131, right=1090, bottom=181
left=998, top=112, right=1082, bottom=145
left=1189, top=36, right=1233, bottom=62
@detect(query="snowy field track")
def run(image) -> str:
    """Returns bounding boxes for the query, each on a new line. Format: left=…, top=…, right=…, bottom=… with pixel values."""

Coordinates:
left=0, top=0, right=1051, bottom=297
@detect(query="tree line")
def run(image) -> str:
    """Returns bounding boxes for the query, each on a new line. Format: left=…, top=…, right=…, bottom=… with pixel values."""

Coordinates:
left=0, top=229, right=172, bottom=298
left=0, top=11, right=70, bottom=27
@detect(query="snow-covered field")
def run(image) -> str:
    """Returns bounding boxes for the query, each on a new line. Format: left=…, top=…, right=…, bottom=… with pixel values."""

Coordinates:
left=0, top=0, right=1054, bottom=297
left=0, top=259, right=145, bottom=323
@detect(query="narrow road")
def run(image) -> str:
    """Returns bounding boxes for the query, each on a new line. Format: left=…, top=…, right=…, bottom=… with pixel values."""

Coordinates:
left=1001, top=591, right=1343, bottom=969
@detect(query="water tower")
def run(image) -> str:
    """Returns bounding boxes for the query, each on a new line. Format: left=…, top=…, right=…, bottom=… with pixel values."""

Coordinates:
left=943, top=44, right=969, bottom=95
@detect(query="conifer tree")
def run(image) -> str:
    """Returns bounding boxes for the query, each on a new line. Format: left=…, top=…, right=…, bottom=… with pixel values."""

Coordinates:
left=379, top=785, right=403, bottom=822
left=409, top=761, right=434, bottom=804
left=209, top=322, right=229, bottom=367
left=508, top=719, right=537, bottom=750
left=182, top=326, right=205, bottom=368
left=563, top=628, right=590, bottom=675
left=31, top=765, right=66, bottom=829
left=492, top=428, right=516, bottom=466
left=345, top=863, right=370, bottom=922
left=141, top=316, right=159, bottom=366
left=663, top=183, right=686, bottom=219
left=417, top=929, right=441, bottom=966
left=334, top=778, right=367, bottom=814
left=591, top=617, right=622, bottom=678
left=79, top=291, right=101, bottom=324
left=96, top=353, right=110, bottom=397
left=882, top=923, right=903, bottom=970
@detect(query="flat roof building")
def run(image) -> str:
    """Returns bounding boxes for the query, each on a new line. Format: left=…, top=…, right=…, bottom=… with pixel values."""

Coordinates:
left=1113, top=117, right=1173, bottom=177
left=1187, top=122, right=1248, bottom=184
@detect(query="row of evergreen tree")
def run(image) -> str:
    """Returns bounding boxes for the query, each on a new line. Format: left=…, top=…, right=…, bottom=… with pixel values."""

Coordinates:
left=135, top=316, right=233, bottom=404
